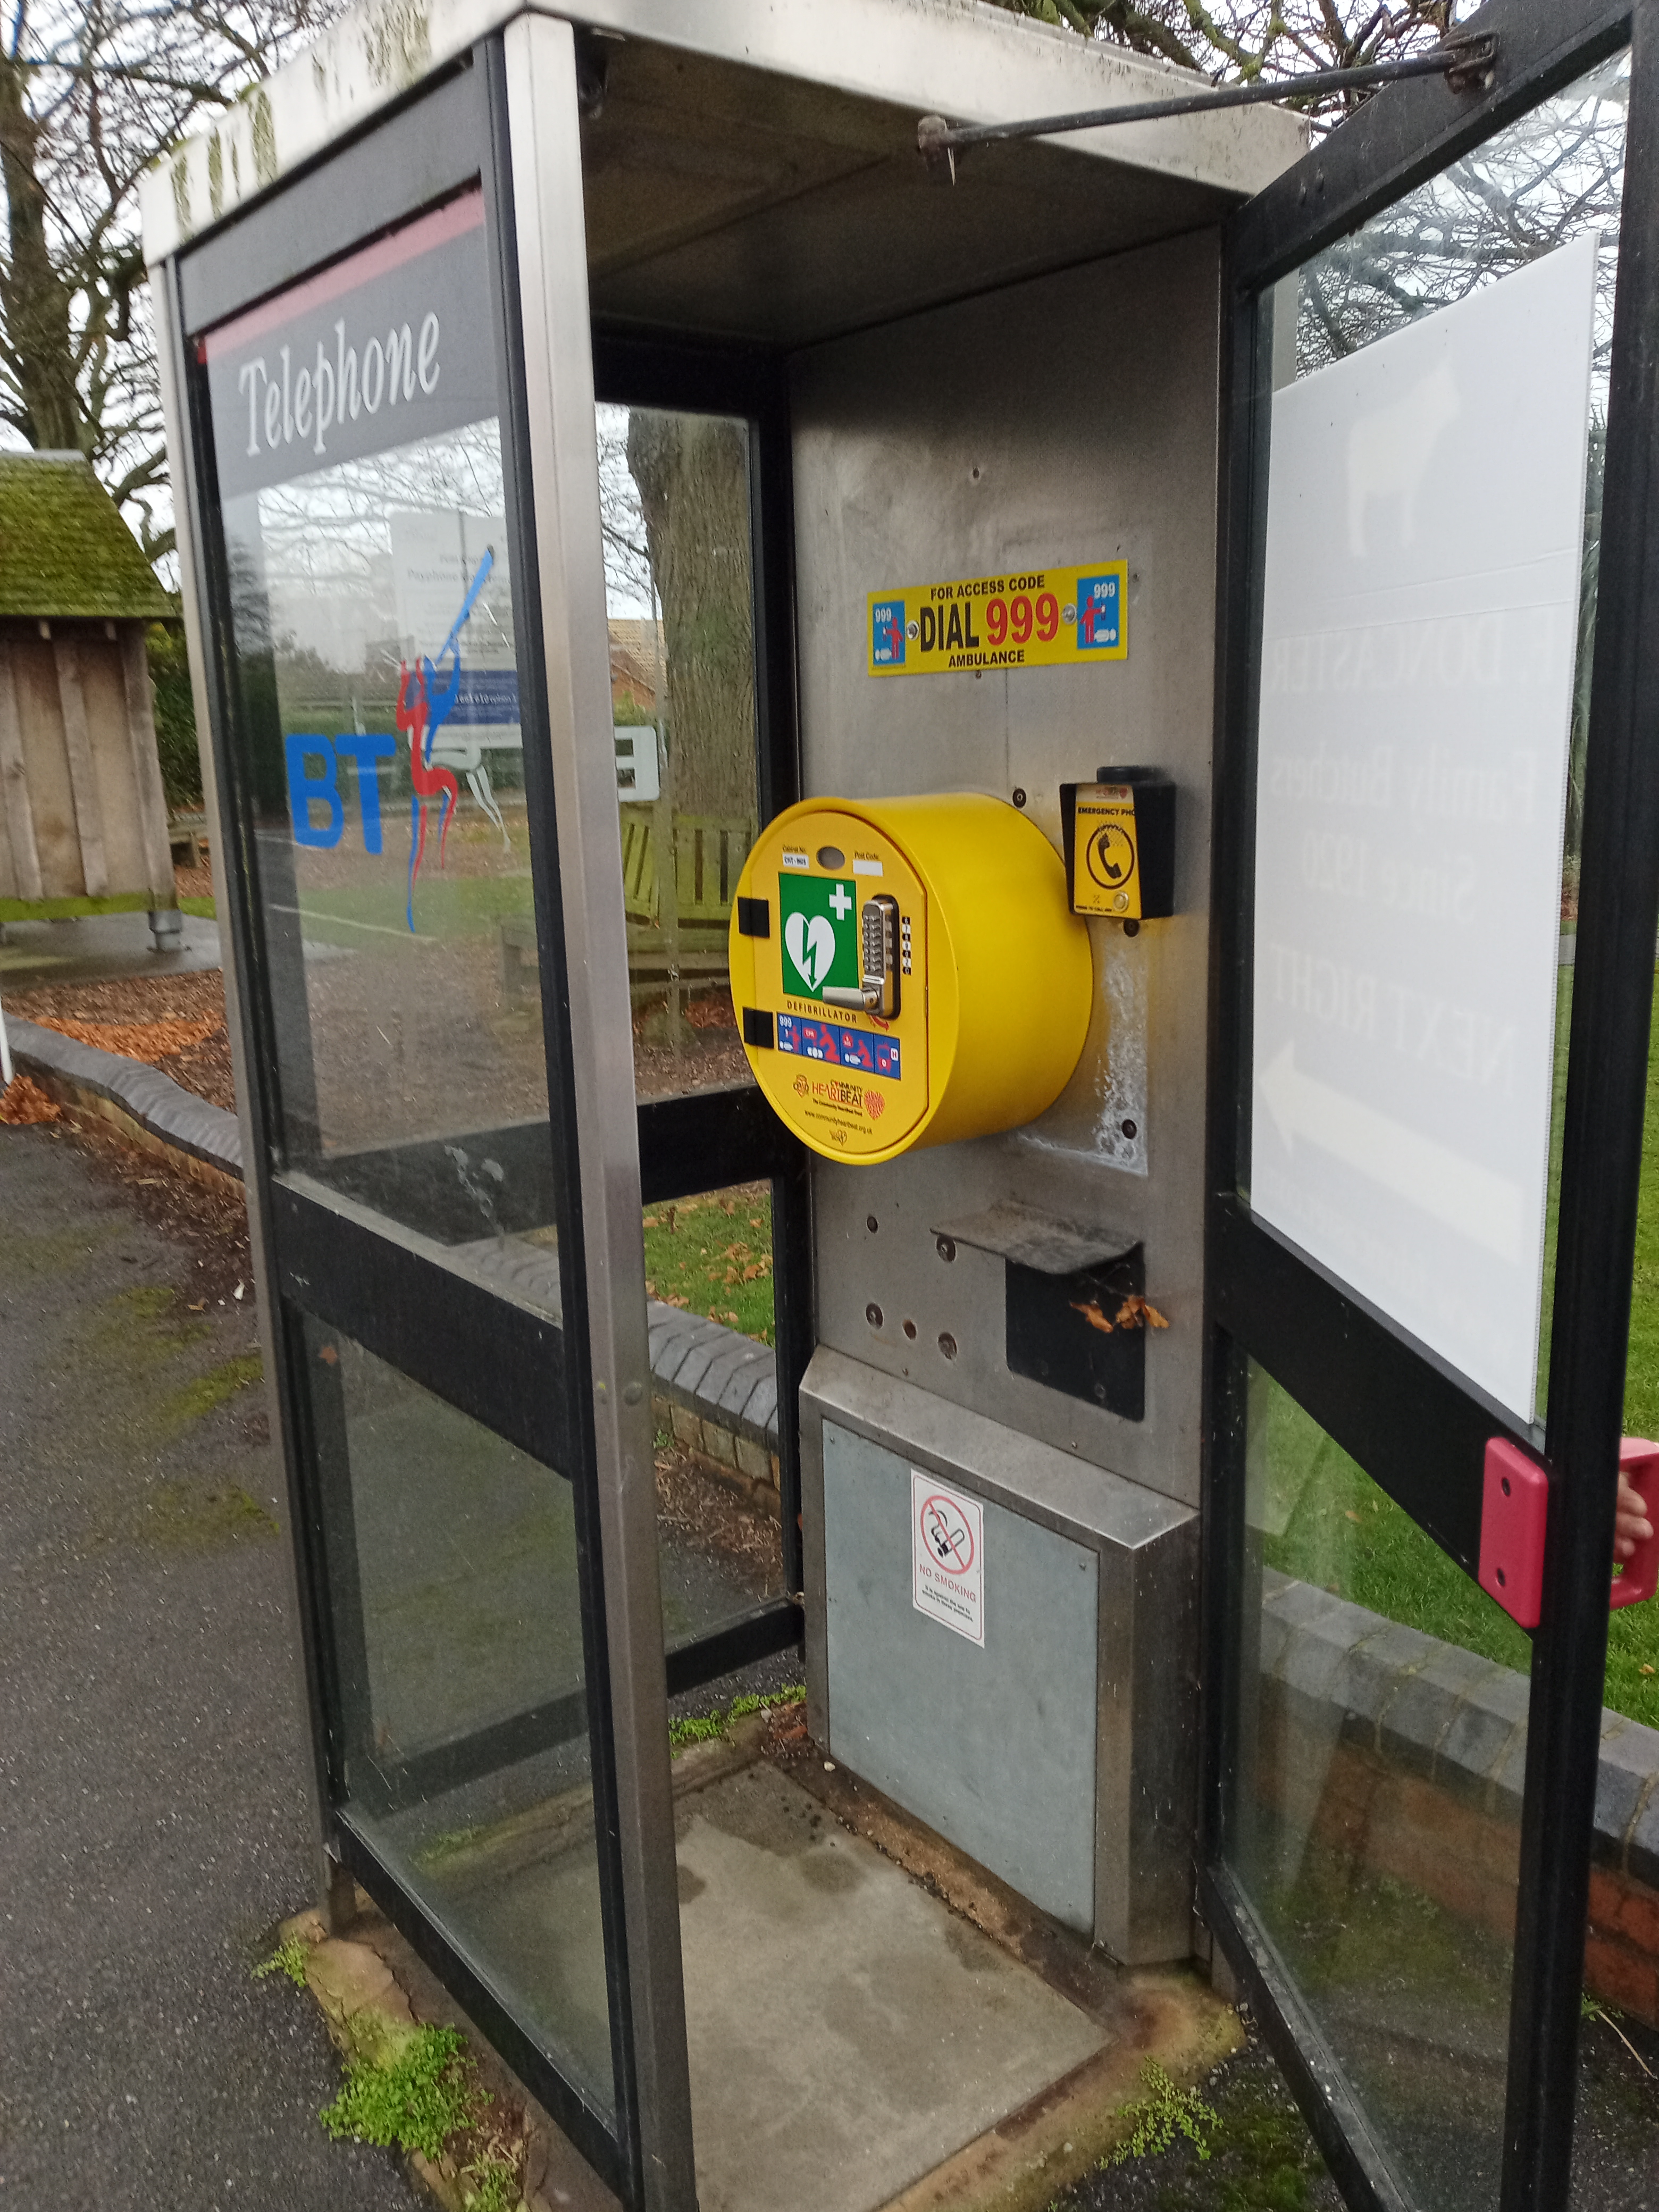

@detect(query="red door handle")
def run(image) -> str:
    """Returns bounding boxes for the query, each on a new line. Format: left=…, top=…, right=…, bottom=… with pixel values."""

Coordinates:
left=1613, top=1438, right=1659, bottom=1609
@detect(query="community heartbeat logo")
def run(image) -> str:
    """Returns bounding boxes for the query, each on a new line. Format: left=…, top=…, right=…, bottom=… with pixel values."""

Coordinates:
left=396, top=552, right=493, bottom=931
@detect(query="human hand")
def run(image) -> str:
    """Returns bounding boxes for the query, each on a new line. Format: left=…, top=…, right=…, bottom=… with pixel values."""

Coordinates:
left=1615, top=1468, right=1655, bottom=1563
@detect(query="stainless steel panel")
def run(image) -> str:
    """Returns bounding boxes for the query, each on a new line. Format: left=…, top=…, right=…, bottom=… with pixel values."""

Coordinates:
left=802, top=1350, right=1198, bottom=1961
left=505, top=20, right=695, bottom=2205
left=791, top=231, right=1223, bottom=1509
left=823, top=1419, right=1100, bottom=1934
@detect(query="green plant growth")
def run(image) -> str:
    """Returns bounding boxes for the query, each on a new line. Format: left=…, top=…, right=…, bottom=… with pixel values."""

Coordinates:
left=159, top=1348, right=263, bottom=1434
left=1105, top=2060, right=1220, bottom=2166
left=252, top=1934, right=309, bottom=1987
left=668, top=1685, right=803, bottom=1755
left=320, top=2025, right=479, bottom=2163
left=314, top=2021, right=527, bottom=2208
left=149, top=621, right=203, bottom=811
left=462, top=2159, right=523, bottom=2212
left=643, top=1189, right=774, bottom=1344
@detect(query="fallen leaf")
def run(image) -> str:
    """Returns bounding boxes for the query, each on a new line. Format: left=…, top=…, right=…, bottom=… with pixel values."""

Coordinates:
left=0, top=1073, right=61, bottom=1125
left=1346, top=1510, right=1364, bottom=1524
left=1070, top=1299, right=1113, bottom=1334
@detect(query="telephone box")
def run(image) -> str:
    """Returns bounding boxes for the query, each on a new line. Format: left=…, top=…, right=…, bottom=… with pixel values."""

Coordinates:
left=145, top=5, right=1659, bottom=2210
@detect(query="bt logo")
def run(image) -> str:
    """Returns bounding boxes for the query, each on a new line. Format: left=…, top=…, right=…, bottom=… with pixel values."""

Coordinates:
left=286, top=733, right=396, bottom=852
left=283, top=551, right=495, bottom=931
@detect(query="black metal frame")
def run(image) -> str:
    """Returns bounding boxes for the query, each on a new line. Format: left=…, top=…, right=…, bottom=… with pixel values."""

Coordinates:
left=1201, top=5, right=1659, bottom=2210
left=166, top=48, right=642, bottom=2196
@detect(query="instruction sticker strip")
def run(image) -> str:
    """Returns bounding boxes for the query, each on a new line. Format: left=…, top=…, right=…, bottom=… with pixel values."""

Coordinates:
left=868, top=562, right=1127, bottom=677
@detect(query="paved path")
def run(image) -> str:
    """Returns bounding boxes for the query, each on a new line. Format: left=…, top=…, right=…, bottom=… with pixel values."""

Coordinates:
left=0, top=908, right=223, bottom=992
left=0, top=1126, right=415, bottom=2210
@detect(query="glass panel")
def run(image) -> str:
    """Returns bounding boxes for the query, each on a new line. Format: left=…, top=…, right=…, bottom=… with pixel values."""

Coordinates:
left=597, top=403, right=759, bottom=1100
left=306, top=1317, right=613, bottom=2115
left=202, top=192, right=564, bottom=1295
left=1230, top=1358, right=1531, bottom=2212
left=1247, top=53, right=1627, bottom=1424
left=646, top=1181, right=785, bottom=1650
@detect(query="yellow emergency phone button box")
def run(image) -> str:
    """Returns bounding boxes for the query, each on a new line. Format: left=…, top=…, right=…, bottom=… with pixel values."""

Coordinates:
left=1061, top=769, right=1177, bottom=921
left=730, top=793, right=1092, bottom=1166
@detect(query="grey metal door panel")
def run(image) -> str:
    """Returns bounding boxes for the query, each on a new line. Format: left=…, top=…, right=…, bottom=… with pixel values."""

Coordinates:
left=823, top=1420, right=1098, bottom=1932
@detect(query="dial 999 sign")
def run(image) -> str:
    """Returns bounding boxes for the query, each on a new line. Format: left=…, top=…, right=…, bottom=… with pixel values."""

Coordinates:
left=867, top=560, right=1128, bottom=677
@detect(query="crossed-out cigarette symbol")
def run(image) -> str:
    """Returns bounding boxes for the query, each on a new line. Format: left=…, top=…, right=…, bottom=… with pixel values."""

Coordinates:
left=921, top=1495, right=974, bottom=1574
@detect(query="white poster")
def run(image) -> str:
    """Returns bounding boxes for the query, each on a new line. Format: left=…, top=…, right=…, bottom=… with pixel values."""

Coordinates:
left=388, top=507, right=520, bottom=749
left=1250, top=236, right=1598, bottom=1420
left=911, top=1472, right=984, bottom=1647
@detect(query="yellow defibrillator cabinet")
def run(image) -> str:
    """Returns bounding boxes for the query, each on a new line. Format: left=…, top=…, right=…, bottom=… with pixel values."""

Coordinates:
left=728, top=793, right=1093, bottom=1165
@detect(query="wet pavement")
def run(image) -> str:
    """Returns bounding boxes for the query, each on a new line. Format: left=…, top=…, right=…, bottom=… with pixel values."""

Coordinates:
left=0, top=1124, right=416, bottom=2209
left=0, top=908, right=223, bottom=993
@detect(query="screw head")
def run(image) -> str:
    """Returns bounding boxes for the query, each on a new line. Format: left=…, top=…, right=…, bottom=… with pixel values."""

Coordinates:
left=866, top=1302, right=883, bottom=1328
left=938, top=1331, right=958, bottom=1360
left=936, top=1235, right=957, bottom=1263
left=1012, top=787, right=1027, bottom=808
left=866, top=1214, right=879, bottom=1234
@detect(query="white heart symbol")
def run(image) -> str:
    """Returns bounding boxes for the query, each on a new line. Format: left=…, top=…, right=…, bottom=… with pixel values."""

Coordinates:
left=784, top=910, right=836, bottom=991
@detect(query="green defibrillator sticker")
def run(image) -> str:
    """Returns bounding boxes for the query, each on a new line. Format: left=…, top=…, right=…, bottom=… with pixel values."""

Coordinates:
left=779, top=875, right=859, bottom=1000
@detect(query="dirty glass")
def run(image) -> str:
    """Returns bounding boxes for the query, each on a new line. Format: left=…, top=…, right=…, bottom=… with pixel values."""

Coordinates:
left=305, top=1317, right=613, bottom=2115
left=597, top=403, right=759, bottom=1102
left=1246, top=52, right=1627, bottom=1428
left=1230, top=1358, right=1530, bottom=2212
left=646, top=1179, right=785, bottom=1653
left=202, top=191, right=564, bottom=1297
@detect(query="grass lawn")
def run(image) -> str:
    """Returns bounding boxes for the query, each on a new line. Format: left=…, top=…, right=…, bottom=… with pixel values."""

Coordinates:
left=1262, top=974, right=1659, bottom=1729
left=295, top=870, right=534, bottom=945
left=642, top=1187, right=774, bottom=1346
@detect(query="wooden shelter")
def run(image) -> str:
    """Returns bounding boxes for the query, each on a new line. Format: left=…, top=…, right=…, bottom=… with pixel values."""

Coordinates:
left=0, top=453, right=179, bottom=947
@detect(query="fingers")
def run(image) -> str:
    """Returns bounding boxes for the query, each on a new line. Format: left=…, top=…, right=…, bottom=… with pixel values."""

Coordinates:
left=1615, top=1472, right=1654, bottom=1561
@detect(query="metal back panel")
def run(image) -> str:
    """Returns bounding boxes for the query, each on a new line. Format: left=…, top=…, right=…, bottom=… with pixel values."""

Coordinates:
left=823, top=1418, right=1099, bottom=1932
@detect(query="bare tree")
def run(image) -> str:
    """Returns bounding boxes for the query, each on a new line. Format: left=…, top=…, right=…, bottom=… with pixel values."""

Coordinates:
left=0, top=0, right=334, bottom=563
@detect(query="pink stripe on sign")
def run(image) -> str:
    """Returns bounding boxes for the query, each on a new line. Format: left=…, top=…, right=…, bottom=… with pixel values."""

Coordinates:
left=199, top=187, right=484, bottom=360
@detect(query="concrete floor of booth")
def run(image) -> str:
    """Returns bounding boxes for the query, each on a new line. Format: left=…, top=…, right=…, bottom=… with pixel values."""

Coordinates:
left=326, top=1699, right=1238, bottom=2212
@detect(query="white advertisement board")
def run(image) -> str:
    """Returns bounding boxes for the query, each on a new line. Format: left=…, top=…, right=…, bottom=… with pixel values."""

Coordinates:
left=1250, top=236, right=1598, bottom=1420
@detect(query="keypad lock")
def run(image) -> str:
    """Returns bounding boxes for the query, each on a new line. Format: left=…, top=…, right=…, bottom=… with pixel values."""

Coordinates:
left=823, top=893, right=901, bottom=1018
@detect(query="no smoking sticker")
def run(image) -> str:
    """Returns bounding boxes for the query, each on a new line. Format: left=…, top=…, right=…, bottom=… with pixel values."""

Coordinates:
left=911, top=1471, right=984, bottom=1646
